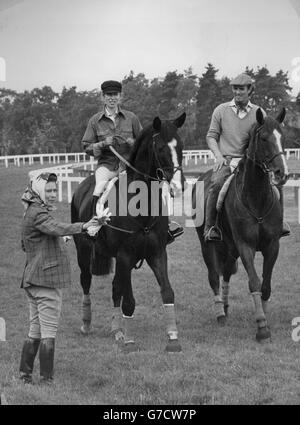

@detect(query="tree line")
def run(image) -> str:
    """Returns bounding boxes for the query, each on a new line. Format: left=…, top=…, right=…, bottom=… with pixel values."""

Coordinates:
left=1, top=63, right=300, bottom=155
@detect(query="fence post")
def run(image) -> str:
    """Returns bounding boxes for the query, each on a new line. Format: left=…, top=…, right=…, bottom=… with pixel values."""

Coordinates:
left=58, top=179, right=63, bottom=202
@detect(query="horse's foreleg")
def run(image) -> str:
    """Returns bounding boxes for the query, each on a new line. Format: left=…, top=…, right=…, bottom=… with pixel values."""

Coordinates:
left=208, top=268, right=226, bottom=325
left=146, top=251, right=182, bottom=352
left=238, top=243, right=270, bottom=342
left=77, top=243, right=93, bottom=334
left=261, top=241, right=279, bottom=315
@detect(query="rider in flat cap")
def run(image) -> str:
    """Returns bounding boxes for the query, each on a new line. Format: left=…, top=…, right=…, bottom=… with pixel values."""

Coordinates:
left=204, top=73, right=290, bottom=242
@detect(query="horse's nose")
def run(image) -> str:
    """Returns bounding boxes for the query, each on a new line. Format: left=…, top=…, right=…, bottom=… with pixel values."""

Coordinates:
left=275, top=169, right=288, bottom=185
left=281, top=173, right=289, bottom=185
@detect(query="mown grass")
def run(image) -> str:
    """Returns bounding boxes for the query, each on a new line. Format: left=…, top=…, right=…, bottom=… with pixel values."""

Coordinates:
left=0, top=163, right=300, bottom=405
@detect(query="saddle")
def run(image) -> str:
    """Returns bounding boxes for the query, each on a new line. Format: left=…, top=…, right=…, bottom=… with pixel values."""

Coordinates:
left=216, top=161, right=280, bottom=213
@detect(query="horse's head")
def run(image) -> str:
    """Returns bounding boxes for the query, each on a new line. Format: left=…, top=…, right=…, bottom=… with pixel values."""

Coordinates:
left=248, top=108, right=289, bottom=185
left=151, top=112, right=186, bottom=184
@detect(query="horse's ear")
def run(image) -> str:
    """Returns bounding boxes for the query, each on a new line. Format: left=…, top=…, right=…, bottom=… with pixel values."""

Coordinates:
left=153, top=117, right=161, bottom=132
left=173, top=112, right=186, bottom=128
left=256, top=108, right=264, bottom=126
left=276, top=107, right=286, bottom=124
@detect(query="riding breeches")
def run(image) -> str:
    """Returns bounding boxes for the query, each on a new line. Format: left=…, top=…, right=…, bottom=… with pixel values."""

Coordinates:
left=205, top=165, right=232, bottom=228
left=25, top=286, right=62, bottom=339
left=93, top=165, right=123, bottom=197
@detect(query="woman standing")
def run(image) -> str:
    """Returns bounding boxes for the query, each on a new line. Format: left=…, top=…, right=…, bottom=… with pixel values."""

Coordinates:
left=19, top=172, right=110, bottom=384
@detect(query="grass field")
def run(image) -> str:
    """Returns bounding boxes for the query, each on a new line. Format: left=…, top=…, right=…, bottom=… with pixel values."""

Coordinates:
left=0, top=163, right=300, bottom=405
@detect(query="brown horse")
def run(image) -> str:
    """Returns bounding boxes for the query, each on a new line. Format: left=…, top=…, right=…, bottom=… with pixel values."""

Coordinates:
left=193, top=108, right=288, bottom=341
left=71, top=113, right=186, bottom=352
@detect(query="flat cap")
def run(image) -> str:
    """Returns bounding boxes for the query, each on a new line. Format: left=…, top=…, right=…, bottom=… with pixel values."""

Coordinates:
left=101, top=80, right=122, bottom=93
left=230, top=73, right=253, bottom=86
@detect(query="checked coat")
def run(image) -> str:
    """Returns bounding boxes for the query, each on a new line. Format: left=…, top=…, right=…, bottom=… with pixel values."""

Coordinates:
left=21, top=203, right=84, bottom=289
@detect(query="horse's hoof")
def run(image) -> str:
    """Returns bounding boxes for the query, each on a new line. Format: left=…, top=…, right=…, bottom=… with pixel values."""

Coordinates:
left=123, top=342, right=138, bottom=353
left=217, top=315, right=226, bottom=326
left=256, top=327, right=271, bottom=342
left=224, top=305, right=229, bottom=316
left=80, top=324, right=93, bottom=335
left=165, top=339, right=182, bottom=353
left=112, top=329, right=124, bottom=342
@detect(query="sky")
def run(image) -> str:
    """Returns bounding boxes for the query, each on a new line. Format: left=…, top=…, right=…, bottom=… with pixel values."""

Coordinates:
left=0, top=0, right=300, bottom=95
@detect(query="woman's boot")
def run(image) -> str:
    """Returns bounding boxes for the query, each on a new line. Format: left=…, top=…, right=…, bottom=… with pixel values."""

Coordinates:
left=19, top=337, right=40, bottom=384
left=39, top=338, right=55, bottom=383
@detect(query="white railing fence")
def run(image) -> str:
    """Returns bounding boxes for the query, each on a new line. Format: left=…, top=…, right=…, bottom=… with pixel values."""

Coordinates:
left=1, top=148, right=300, bottom=168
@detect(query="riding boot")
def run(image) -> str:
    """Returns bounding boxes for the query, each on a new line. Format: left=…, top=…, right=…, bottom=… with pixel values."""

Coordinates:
left=90, top=195, right=99, bottom=219
left=204, top=189, right=222, bottom=242
left=39, top=338, right=55, bottom=384
left=277, top=186, right=291, bottom=237
left=19, top=337, right=40, bottom=384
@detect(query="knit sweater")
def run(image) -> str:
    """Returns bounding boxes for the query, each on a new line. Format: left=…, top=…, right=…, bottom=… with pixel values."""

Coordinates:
left=207, top=102, right=261, bottom=157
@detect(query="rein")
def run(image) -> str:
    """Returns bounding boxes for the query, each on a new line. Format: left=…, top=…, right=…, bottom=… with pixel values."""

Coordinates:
left=110, top=134, right=182, bottom=182
left=104, top=133, right=179, bottom=268
left=104, top=216, right=160, bottom=269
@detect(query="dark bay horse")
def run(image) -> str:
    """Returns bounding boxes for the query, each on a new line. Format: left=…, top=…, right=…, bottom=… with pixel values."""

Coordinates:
left=193, top=108, right=288, bottom=341
left=71, top=113, right=186, bottom=352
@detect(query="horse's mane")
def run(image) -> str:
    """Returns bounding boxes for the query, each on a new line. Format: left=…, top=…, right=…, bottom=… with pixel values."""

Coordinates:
left=129, top=124, right=153, bottom=165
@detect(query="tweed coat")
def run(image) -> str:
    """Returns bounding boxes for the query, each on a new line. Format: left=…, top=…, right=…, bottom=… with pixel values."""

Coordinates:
left=21, top=202, right=84, bottom=289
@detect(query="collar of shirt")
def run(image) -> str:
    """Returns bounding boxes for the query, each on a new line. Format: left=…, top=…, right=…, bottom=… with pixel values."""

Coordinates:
left=229, top=98, right=253, bottom=113
left=98, top=106, right=125, bottom=121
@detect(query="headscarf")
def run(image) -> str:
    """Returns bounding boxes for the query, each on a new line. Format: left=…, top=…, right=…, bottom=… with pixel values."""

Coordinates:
left=21, top=172, right=58, bottom=212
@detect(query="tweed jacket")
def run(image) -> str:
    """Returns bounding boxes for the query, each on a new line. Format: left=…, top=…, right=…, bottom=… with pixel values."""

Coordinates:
left=21, top=203, right=84, bottom=289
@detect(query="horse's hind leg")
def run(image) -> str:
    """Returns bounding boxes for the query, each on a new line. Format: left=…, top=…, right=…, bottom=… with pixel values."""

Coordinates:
left=76, top=239, right=93, bottom=334
left=146, top=251, right=182, bottom=352
left=261, top=241, right=279, bottom=315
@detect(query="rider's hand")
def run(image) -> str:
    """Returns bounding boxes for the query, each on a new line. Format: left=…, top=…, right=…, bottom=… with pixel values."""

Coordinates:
left=213, top=154, right=226, bottom=172
left=103, top=136, right=114, bottom=147
left=126, top=137, right=134, bottom=146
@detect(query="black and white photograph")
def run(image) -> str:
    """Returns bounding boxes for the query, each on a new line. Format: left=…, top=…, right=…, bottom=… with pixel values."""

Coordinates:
left=0, top=0, right=300, bottom=409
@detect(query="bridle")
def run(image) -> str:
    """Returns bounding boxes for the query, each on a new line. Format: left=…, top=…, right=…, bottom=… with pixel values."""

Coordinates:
left=110, top=133, right=182, bottom=182
left=245, top=125, right=285, bottom=174
left=102, top=132, right=183, bottom=261
left=236, top=124, right=284, bottom=223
